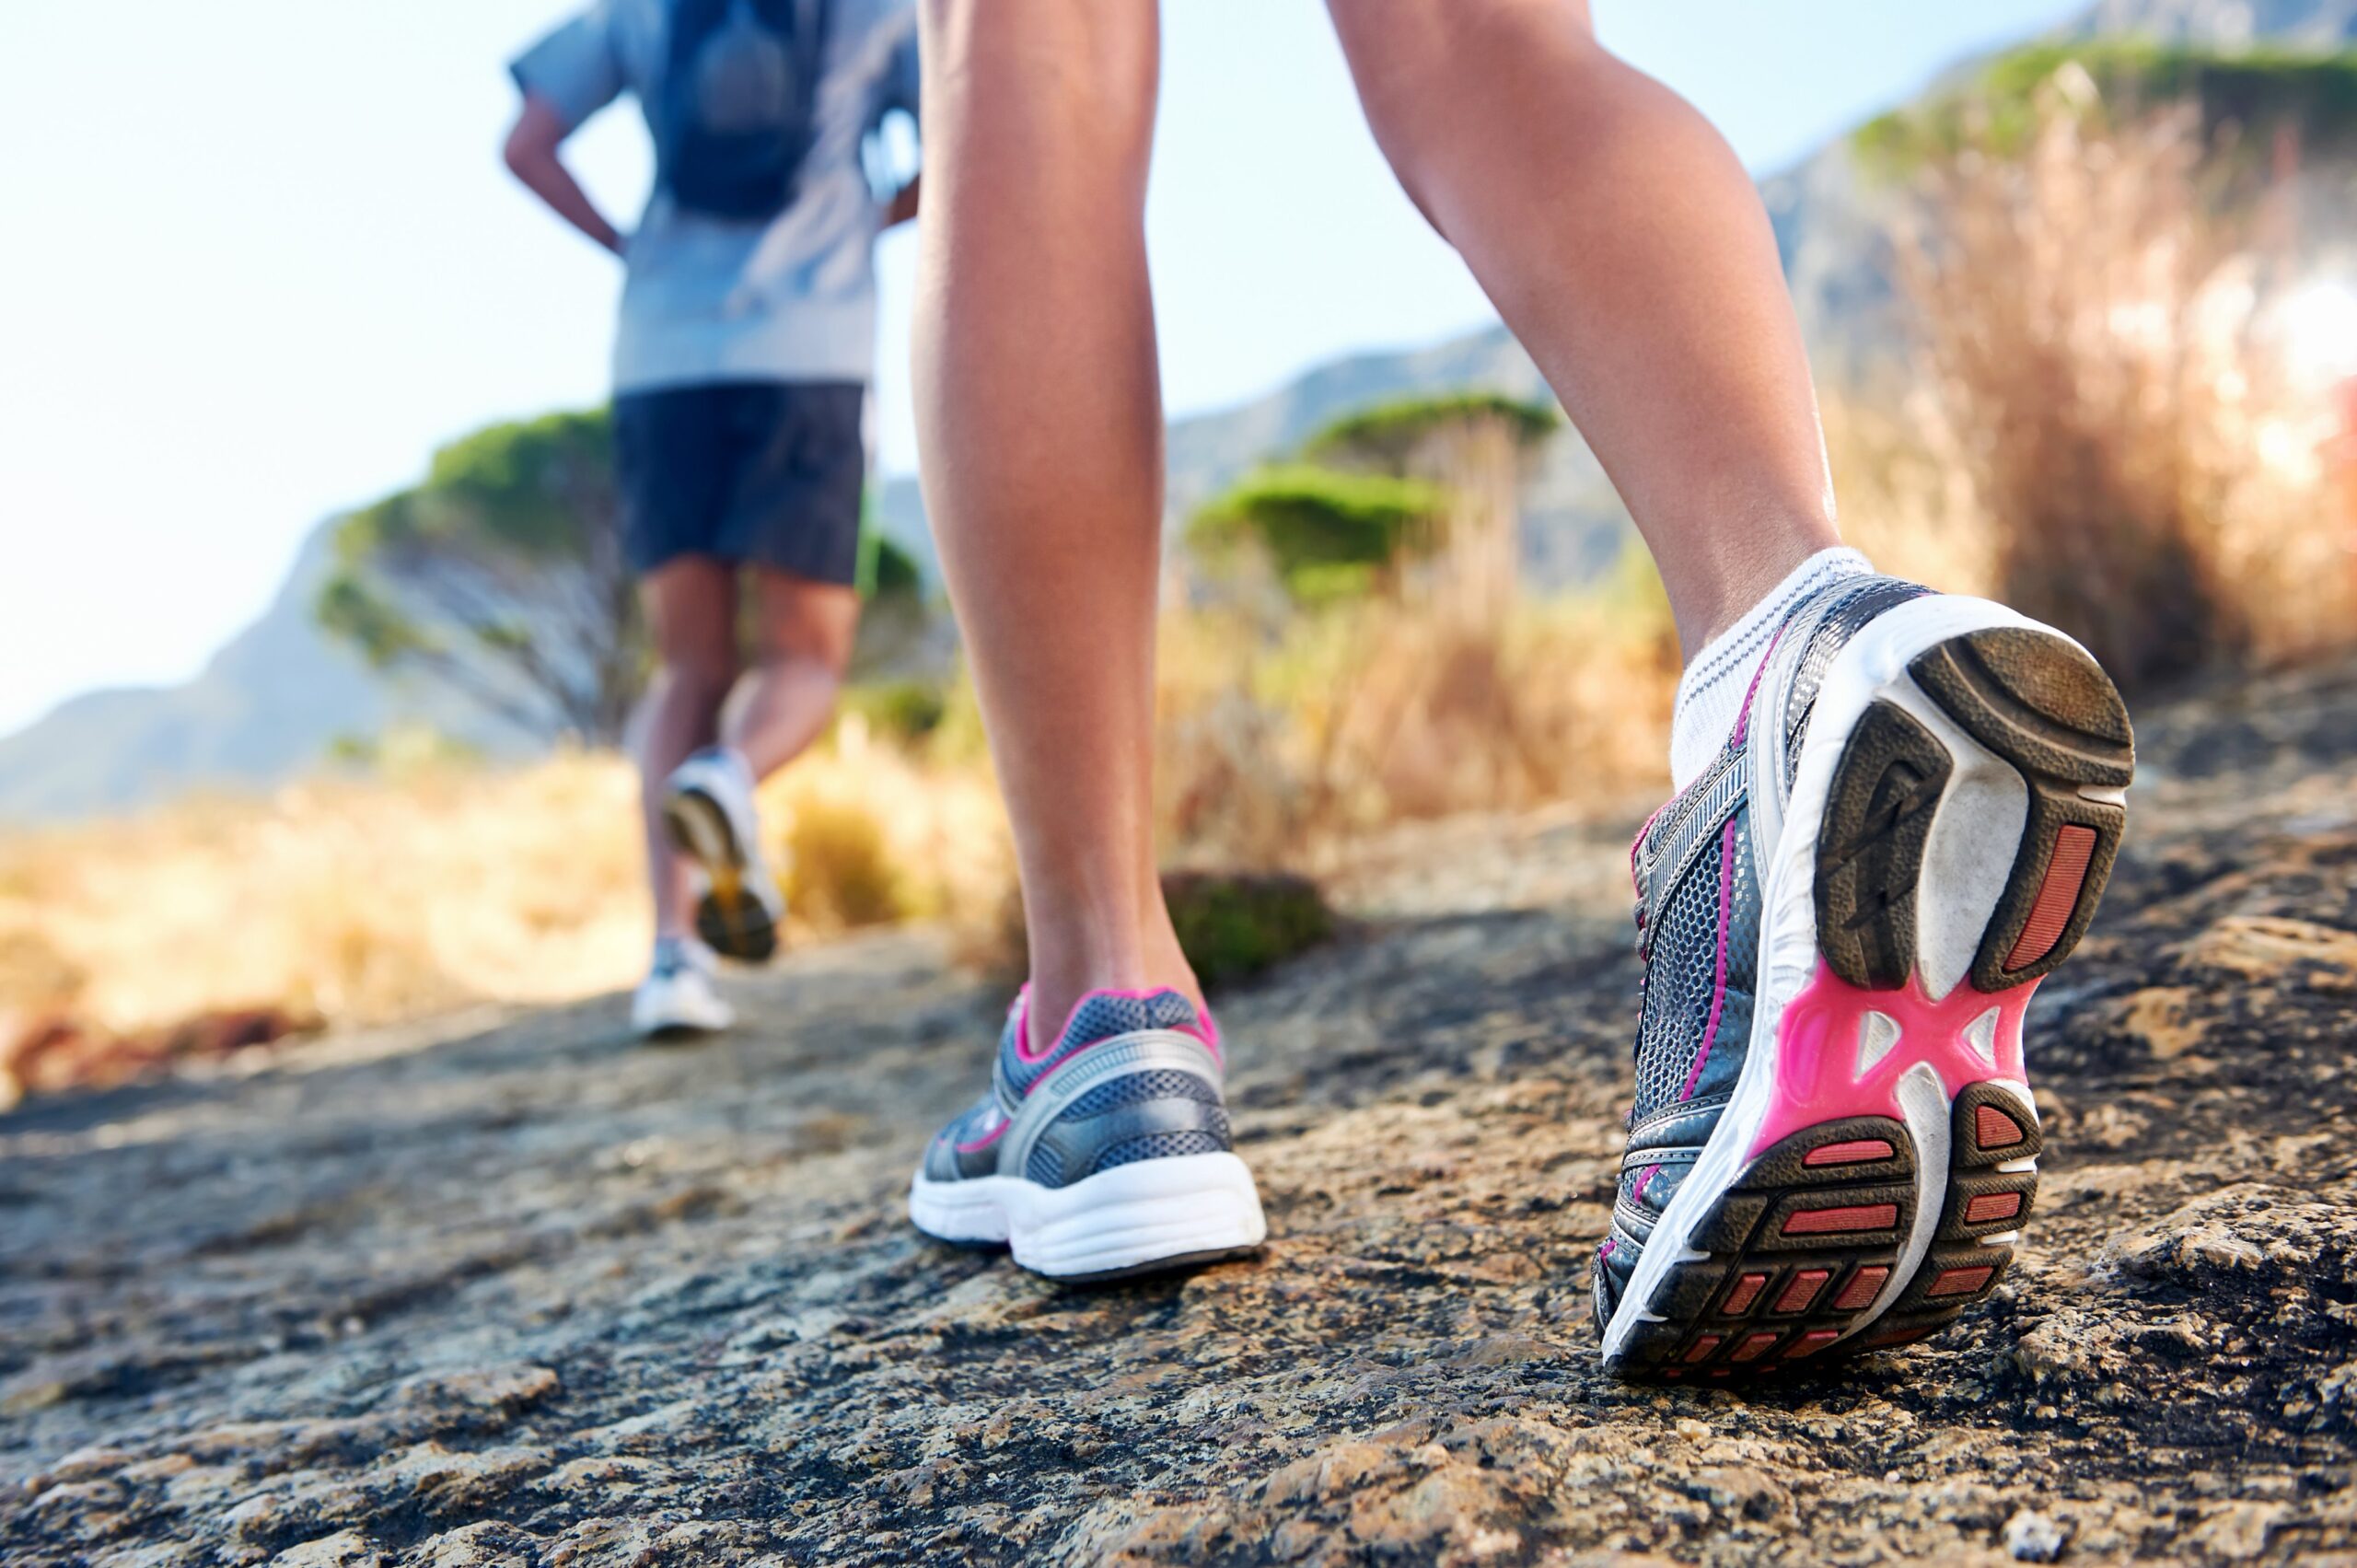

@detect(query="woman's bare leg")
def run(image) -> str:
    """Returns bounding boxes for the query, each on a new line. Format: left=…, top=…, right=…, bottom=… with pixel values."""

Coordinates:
left=911, top=0, right=1191, bottom=1043
left=1328, top=0, right=1842, bottom=659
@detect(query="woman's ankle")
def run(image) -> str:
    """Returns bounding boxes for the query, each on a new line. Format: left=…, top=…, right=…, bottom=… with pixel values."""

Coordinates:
left=1025, top=951, right=1203, bottom=1055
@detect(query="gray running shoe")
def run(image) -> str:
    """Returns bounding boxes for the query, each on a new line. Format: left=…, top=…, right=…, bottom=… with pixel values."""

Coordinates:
left=910, top=988, right=1267, bottom=1280
left=1595, top=581, right=2133, bottom=1377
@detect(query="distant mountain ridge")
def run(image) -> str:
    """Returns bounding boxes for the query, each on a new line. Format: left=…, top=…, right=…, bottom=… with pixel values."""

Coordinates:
left=5, top=0, right=2346, bottom=823
left=2075, top=0, right=2357, bottom=43
left=0, top=532, right=535, bottom=821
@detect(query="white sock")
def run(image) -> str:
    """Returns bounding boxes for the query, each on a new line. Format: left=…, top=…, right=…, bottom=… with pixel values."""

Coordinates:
left=1668, top=547, right=1873, bottom=791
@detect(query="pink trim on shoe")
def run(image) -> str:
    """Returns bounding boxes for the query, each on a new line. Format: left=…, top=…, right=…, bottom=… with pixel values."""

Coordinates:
left=1678, top=818, right=1742, bottom=1101
left=1018, top=984, right=1220, bottom=1064
left=1749, top=964, right=2035, bottom=1159
left=954, top=1112, right=1008, bottom=1155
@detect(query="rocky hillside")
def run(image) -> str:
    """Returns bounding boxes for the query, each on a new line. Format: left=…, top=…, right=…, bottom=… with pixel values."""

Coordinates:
left=6, top=660, right=2357, bottom=1564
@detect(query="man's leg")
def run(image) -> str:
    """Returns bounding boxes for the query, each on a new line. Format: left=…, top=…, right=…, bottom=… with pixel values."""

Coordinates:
left=634, top=556, right=741, bottom=941
left=723, top=568, right=860, bottom=777
left=1326, top=0, right=1841, bottom=663
left=911, top=0, right=1188, bottom=1045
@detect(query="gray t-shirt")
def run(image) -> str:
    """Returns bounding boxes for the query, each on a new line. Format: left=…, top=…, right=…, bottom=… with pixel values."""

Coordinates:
left=511, top=0, right=919, bottom=394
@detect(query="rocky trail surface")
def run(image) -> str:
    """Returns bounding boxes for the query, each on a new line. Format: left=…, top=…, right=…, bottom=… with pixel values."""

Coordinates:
left=6, top=668, right=2357, bottom=1566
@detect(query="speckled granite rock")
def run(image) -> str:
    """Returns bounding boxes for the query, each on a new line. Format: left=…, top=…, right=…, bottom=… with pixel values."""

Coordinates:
left=7, top=666, right=2357, bottom=1565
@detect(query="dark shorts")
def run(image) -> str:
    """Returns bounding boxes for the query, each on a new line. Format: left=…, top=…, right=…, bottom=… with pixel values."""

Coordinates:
left=614, top=380, right=866, bottom=585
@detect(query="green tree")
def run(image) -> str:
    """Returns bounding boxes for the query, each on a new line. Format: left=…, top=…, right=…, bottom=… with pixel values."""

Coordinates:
left=319, top=408, right=929, bottom=744
left=1303, top=391, right=1561, bottom=471
left=1305, top=391, right=1561, bottom=615
left=1188, top=464, right=1451, bottom=604
left=319, top=409, right=640, bottom=743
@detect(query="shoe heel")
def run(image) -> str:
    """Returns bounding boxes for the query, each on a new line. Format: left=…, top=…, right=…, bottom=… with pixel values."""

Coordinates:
left=662, top=788, right=738, bottom=869
left=1815, top=627, right=2131, bottom=994
left=667, top=789, right=780, bottom=963
left=1902, top=627, right=2134, bottom=991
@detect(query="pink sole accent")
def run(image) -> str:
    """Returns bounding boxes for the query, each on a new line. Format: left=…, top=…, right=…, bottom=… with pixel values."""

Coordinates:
left=1804, top=1138, right=1896, bottom=1167
left=1788, top=1330, right=1842, bottom=1359
left=1833, top=1266, right=1890, bottom=1311
left=1684, top=1335, right=1723, bottom=1364
left=2005, top=826, right=2096, bottom=971
left=1964, top=1191, right=2024, bottom=1224
left=1774, top=1270, right=1830, bottom=1313
left=1782, top=1202, right=1899, bottom=1236
left=1722, top=1272, right=1769, bottom=1315
left=1750, top=963, right=2037, bottom=1161
left=1927, top=1265, right=1995, bottom=1298
left=1976, top=1104, right=2026, bottom=1150
left=1731, top=1331, right=1781, bottom=1363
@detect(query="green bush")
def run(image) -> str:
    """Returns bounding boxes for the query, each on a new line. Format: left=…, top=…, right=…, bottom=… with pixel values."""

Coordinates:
left=976, top=870, right=1336, bottom=994
left=1166, top=871, right=1336, bottom=992
left=1188, top=465, right=1449, bottom=603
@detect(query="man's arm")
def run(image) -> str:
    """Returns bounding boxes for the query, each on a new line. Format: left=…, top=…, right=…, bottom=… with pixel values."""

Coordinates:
left=503, top=95, right=625, bottom=256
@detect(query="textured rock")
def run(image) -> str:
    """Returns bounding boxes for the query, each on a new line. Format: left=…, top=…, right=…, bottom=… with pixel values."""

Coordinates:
left=7, top=665, right=2357, bottom=1563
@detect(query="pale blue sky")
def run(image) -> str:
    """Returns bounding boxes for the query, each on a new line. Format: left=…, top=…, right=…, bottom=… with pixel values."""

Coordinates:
left=0, top=0, right=2085, bottom=738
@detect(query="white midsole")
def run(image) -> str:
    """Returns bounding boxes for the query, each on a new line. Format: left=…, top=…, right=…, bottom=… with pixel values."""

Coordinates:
left=910, top=1152, right=1267, bottom=1279
left=1601, top=595, right=2065, bottom=1364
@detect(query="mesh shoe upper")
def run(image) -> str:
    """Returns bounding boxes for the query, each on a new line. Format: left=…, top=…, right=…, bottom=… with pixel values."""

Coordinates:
left=1594, top=575, right=1925, bottom=1329
left=922, top=988, right=1235, bottom=1191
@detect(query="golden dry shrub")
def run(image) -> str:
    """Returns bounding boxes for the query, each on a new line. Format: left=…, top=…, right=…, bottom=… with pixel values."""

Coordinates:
left=1896, top=67, right=2357, bottom=686
left=1154, top=585, right=1674, bottom=873
left=0, top=725, right=1016, bottom=1051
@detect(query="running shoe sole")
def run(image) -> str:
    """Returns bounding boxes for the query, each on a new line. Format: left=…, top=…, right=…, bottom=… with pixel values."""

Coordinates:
left=1601, top=598, right=2131, bottom=1377
left=909, top=1152, right=1267, bottom=1282
left=662, top=786, right=782, bottom=964
left=640, top=1016, right=729, bottom=1044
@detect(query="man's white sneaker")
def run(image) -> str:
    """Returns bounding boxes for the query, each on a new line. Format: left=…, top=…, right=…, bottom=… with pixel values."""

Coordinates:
left=632, top=940, right=736, bottom=1040
left=662, top=747, right=785, bottom=963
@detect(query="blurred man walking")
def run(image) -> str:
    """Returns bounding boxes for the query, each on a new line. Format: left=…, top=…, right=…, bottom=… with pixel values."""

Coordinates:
left=504, top=0, right=920, bottom=1037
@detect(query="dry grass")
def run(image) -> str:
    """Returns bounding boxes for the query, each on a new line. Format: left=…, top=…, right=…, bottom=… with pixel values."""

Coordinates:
left=15, top=65, right=2357, bottom=1087
left=0, top=572, right=1669, bottom=1067
left=1155, top=574, right=1675, bottom=873
left=0, top=735, right=1009, bottom=1050
left=1895, top=68, right=2357, bottom=685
